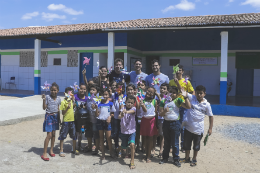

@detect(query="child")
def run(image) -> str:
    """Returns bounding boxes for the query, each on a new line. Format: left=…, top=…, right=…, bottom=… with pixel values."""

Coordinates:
left=74, top=83, right=88, bottom=152
left=110, top=80, right=117, bottom=94
left=94, top=88, right=116, bottom=159
left=85, top=84, right=100, bottom=154
left=137, top=80, right=147, bottom=93
left=41, top=82, right=61, bottom=161
left=118, top=95, right=137, bottom=169
left=169, top=65, right=194, bottom=152
left=58, top=87, right=79, bottom=157
left=98, top=66, right=110, bottom=87
left=111, top=82, right=125, bottom=157
left=140, top=87, right=157, bottom=163
left=155, top=83, right=169, bottom=158
left=180, top=85, right=213, bottom=167
left=159, top=86, right=191, bottom=167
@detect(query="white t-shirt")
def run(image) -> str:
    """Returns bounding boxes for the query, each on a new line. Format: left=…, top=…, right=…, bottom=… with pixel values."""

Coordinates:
left=142, top=100, right=156, bottom=119
left=97, top=101, right=116, bottom=120
left=163, top=98, right=183, bottom=121
left=183, top=93, right=213, bottom=135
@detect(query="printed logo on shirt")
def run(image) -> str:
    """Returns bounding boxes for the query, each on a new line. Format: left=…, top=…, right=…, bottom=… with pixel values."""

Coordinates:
left=168, top=105, right=174, bottom=111
left=101, top=106, right=110, bottom=113
left=113, top=77, right=122, bottom=83
left=191, top=105, right=206, bottom=114
left=145, top=103, right=151, bottom=109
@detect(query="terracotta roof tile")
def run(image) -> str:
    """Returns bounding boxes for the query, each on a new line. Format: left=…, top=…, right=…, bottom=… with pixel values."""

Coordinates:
left=1, top=13, right=260, bottom=37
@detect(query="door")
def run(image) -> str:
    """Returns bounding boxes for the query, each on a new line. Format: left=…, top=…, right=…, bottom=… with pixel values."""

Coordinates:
left=79, top=53, right=93, bottom=84
left=146, top=56, right=160, bottom=75
left=0, top=54, right=1, bottom=78
left=236, top=69, right=254, bottom=96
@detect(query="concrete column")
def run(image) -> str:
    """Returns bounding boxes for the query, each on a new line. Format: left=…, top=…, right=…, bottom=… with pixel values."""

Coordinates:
left=124, top=52, right=128, bottom=70
left=34, top=39, right=41, bottom=95
left=220, top=31, right=228, bottom=104
left=108, top=32, right=115, bottom=69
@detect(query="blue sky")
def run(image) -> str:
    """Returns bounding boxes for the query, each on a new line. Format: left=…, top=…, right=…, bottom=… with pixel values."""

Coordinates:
left=0, top=0, right=260, bottom=29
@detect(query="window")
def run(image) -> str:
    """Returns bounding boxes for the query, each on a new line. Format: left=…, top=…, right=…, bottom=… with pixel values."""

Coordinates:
left=53, top=58, right=61, bottom=65
left=169, top=59, right=180, bottom=66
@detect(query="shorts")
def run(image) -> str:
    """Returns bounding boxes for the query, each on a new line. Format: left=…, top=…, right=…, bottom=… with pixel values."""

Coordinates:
left=85, top=122, right=99, bottom=139
left=58, top=122, right=77, bottom=140
left=183, top=129, right=203, bottom=151
left=96, top=119, right=112, bottom=131
left=120, top=132, right=136, bottom=149
left=157, top=119, right=164, bottom=136
left=43, top=113, right=59, bottom=132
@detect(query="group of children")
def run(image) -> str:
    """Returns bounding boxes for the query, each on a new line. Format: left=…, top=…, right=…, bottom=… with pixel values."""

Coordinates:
left=41, top=65, right=214, bottom=169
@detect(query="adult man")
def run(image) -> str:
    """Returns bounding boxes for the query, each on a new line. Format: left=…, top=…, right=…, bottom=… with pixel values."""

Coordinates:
left=169, top=65, right=194, bottom=153
left=145, top=59, right=169, bottom=94
left=109, top=58, right=130, bottom=83
left=129, top=59, right=148, bottom=87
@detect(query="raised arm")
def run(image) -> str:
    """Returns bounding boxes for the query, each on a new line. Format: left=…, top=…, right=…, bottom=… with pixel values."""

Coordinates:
left=180, top=88, right=191, bottom=109
left=140, top=101, right=147, bottom=112
left=82, top=69, right=88, bottom=85
left=42, top=94, right=47, bottom=110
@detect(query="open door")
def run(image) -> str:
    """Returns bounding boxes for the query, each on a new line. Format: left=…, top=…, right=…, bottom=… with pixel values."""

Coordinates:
left=79, top=53, right=93, bottom=84
left=236, top=69, right=254, bottom=96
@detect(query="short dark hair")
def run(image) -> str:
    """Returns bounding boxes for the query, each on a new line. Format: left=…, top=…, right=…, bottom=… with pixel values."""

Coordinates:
left=195, top=85, right=206, bottom=93
left=126, top=95, right=136, bottom=103
left=89, top=84, right=100, bottom=93
left=138, top=80, right=146, bottom=86
left=160, top=83, right=169, bottom=90
left=179, top=64, right=184, bottom=71
left=99, top=66, right=107, bottom=70
left=110, top=80, right=117, bottom=86
left=79, top=83, right=87, bottom=88
left=168, top=86, right=179, bottom=93
left=126, top=83, right=136, bottom=91
left=65, top=87, right=73, bottom=93
left=146, top=87, right=156, bottom=99
left=151, top=59, right=160, bottom=66
left=100, top=88, right=111, bottom=96
left=116, top=81, right=125, bottom=88
left=50, top=82, right=59, bottom=91
left=134, top=59, right=142, bottom=64
left=115, top=58, right=123, bottom=65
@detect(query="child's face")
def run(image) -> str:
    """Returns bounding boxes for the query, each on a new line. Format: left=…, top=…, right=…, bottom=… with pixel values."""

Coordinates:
left=169, top=89, right=178, bottom=100
left=50, top=86, right=58, bottom=97
left=78, top=85, right=87, bottom=95
left=125, top=99, right=135, bottom=109
left=100, top=68, right=108, bottom=77
left=160, top=86, right=167, bottom=95
left=176, top=68, right=184, bottom=77
left=146, top=88, right=155, bottom=99
left=102, top=91, right=110, bottom=101
left=111, top=82, right=117, bottom=92
left=138, top=83, right=146, bottom=91
left=195, top=90, right=206, bottom=101
left=126, top=86, right=134, bottom=96
left=90, top=87, right=97, bottom=95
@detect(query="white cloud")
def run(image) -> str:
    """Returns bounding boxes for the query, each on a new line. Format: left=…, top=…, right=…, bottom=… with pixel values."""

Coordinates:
left=162, top=0, right=195, bottom=13
left=72, top=18, right=77, bottom=20
left=241, top=0, right=260, bottom=8
left=48, top=4, right=83, bottom=15
left=42, top=12, right=66, bottom=21
left=21, top=11, right=39, bottom=20
left=195, top=0, right=201, bottom=2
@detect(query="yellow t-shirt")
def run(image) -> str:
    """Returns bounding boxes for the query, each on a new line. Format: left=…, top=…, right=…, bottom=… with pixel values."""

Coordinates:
left=60, top=99, right=74, bottom=122
left=169, top=78, right=194, bottom=101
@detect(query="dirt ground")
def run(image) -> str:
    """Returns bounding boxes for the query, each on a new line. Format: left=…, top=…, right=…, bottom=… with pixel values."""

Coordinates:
left=0, top=115, right=259, bottom=173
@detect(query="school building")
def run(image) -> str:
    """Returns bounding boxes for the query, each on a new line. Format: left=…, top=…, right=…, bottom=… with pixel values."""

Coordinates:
left=0, top=13, right=259, bottom=117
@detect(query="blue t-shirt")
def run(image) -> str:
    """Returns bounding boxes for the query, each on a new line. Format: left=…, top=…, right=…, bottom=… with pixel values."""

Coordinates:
left=145, top=73, right=169, bottom=94
left=129, top=71, right=148, bottom=87
left=97, top=101, right=116, bottom=120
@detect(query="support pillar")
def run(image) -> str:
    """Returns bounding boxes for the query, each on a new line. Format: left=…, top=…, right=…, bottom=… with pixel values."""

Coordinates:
left=108, top=32, right=115, bottom=69
left=220, top=31, right=228, bottom=104
left=34, top=39, right=41, bottom=95
left=124, top=53, right=127, bottom=70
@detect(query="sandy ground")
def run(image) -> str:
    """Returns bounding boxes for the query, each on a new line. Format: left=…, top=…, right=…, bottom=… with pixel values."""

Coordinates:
left=0, top=116, right=260, bottom=173
left=0, top=96, right=18, bottom=100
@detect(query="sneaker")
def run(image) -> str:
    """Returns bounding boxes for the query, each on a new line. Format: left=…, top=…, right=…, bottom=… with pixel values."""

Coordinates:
left=173, top=160, right=181, bottom=167
left=159, top=159, right=168, bottom=164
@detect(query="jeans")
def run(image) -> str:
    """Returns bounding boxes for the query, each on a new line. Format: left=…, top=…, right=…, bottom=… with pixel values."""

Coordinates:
left=179, top=107, right=187, bottom=149
left=111, top=117, right=121, bottom=148
left=162, top=120, right=181, bottom=161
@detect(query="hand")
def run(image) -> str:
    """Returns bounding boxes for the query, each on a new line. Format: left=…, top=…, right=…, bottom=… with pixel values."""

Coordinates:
left=68, top=101, right=71, bottom=108
left=208, top=129, right=212, bottom=136
left=82, top=68, right=86, bottom=75
left=122, top=109, right=127, bottom=114
left=165, top=106, right=169, bottom=112
left=174, top=78, right=179, bottom=84
left=106, top=116, right=111, bottom=123
left=181, top=88, right=187, bottom=97
left=98, top=69, right=102, bottom=77
left=42, top=94, right=46, bottom=100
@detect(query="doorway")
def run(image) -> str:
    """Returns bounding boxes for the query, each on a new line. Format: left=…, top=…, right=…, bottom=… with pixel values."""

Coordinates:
left=236, top=69, right=254, bottom=96
left=146, top=56, right=160, bottom=75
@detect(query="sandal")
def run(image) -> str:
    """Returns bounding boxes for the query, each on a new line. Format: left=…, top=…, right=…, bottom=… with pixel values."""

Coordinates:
left=180, top=157, right=190, bottom=163
left=49, top=152, right=55, bottom=157
left=190, top=159, right=197, bottom=167
left=130, top=162, right=136, bottom=169
left=146, top=159, right=151, bottom=163
left=59, top=152, right=65, bottom=157
left=158, top=153, right=162, bottom=158
left=41, top=155, right=49, bottom=161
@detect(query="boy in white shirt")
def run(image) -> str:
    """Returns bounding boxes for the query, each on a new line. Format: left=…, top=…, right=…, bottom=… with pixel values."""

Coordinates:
left=181, top=85, right=214, bottom=167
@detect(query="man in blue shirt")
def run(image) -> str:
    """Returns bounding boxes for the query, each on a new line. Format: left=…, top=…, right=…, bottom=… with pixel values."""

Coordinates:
left=129, top=59, right=148, bottom=87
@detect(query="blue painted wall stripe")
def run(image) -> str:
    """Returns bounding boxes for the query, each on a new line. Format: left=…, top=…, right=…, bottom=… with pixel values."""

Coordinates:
left=219, top=81, right=227, bottom=104
left=212, top=105, right=260, bottom=118
left=34, top=77, right=41, bottom=95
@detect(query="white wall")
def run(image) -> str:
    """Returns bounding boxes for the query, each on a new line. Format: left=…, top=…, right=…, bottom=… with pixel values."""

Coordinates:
left=254, top=69, right=260, bottom=96
left=1, top=54, right=79, bottom=92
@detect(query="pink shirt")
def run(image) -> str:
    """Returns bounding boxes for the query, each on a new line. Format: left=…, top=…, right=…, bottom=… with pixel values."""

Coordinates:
left=120, top=107, right=136, bottom=134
